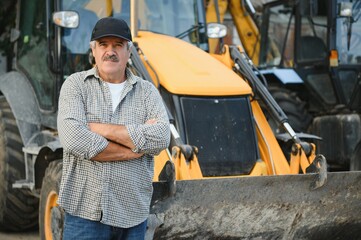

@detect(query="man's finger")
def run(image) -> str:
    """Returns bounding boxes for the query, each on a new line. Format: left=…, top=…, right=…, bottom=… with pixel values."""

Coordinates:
left=146, top=119, right=157, bottom=124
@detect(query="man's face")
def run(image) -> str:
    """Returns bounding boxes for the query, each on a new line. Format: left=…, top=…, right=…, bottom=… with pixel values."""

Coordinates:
left=91, top=36, right=130, bottom=78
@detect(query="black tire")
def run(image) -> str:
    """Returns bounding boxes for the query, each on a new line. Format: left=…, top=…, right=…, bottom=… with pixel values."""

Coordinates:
left=0, top=96, right=39, bottom=231
left=39, top=160, right=64, bottom=240
left=350, top=141, right=361, bottom=171
left=268, top=86, right=313, bottom=133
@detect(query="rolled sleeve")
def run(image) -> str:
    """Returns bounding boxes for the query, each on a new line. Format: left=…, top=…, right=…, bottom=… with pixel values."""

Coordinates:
left=126, top=83, right=170, bottom=155
left=126, top=121, right=169, bottom=155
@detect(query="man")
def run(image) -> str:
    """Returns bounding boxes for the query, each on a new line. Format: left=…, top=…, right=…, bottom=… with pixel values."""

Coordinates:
left=57, top=17, right=170, bottom=239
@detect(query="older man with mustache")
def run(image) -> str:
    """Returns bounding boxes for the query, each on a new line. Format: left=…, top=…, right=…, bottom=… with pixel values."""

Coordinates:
left=57, top=17, right=170, bottom=240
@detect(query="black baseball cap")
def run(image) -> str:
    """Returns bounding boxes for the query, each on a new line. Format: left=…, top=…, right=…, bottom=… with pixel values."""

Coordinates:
left=91, top=17, right=132, bottom=42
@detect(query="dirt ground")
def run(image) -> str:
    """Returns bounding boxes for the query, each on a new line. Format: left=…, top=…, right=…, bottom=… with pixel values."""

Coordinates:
left=0, top=230, right=39, bottom=240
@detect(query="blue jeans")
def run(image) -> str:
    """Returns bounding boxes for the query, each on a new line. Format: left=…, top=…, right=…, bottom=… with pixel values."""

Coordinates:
left=63, top=212, right=147, bottom=240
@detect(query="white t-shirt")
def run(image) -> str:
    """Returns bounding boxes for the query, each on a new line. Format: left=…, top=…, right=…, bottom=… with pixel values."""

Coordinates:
left=107, top=82, right=126, bottom=112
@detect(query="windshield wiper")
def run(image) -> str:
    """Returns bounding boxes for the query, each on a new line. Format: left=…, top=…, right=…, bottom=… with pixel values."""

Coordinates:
left=175, top=23, right=204, bottom=39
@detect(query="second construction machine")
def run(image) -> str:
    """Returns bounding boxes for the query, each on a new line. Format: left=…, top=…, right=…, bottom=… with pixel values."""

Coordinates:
left=0, top=0, right=361, bottom=239
left=205, top=0, right=361, bottom=171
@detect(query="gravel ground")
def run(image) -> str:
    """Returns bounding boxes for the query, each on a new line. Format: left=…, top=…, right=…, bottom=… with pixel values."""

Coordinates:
left=0, top=230, right=39, bottom=240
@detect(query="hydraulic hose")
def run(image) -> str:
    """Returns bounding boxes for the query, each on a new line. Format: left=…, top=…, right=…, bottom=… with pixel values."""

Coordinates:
left=229, top=46, right=301, bottom=145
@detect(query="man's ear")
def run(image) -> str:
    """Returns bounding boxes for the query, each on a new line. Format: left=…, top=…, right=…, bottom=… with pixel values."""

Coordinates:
left=89, top=50, right=95, bottom=65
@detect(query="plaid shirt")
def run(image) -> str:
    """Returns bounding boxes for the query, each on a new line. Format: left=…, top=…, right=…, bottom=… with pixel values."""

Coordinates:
left=57, top=67, right=170, bottom=228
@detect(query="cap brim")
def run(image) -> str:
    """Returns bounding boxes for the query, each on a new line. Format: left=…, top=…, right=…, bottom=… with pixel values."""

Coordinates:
left=91, top=34, right=131, bottom=42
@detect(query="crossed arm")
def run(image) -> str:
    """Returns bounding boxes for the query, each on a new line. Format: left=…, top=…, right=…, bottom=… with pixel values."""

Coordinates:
left=58, top=77, right=170, bottom=162
left=91, top=141, right=141, bottom=161
left=89, top=119, right=156, bottom=161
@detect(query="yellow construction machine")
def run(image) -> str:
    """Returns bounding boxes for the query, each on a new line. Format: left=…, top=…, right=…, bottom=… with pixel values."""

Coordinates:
left=0, top=0, right=360, bottom=239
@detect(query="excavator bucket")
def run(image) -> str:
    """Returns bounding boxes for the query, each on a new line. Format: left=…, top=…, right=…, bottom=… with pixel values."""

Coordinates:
left=148, top=171, right=361, bottom=239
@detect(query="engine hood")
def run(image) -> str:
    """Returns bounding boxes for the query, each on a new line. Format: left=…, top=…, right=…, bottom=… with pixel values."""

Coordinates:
left=134, top=31, right=252, bottom=96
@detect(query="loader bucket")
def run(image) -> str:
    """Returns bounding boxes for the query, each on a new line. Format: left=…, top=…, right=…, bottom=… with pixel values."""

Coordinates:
left=149, top=171, right=361, bottom=239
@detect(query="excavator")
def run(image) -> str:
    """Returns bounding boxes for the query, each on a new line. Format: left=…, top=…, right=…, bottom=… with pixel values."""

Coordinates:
left=205, top=0, right=361, bottom=172
left=0, top=0, right=360, bottom=239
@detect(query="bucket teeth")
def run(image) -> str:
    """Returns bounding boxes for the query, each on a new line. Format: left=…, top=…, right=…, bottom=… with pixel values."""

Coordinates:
left=306, top=154, right=327, bottom=190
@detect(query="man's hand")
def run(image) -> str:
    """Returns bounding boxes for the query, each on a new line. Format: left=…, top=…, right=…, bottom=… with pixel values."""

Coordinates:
left=145, top=119, right=157, bottom=125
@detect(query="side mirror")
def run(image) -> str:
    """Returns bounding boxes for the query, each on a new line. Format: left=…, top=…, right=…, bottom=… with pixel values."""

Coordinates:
left=338, top=2, right=353, bottom=17
left=207, top=23, right=227, bottom=39
left=52, top=11, right=79, bottom=28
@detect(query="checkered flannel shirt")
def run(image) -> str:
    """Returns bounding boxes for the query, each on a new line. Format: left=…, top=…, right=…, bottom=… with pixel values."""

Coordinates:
left=57, top=67, right=170, bottom=228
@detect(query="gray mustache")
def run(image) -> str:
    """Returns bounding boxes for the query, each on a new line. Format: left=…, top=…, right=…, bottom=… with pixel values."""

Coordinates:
left=103, top=55, right=119, bottom=62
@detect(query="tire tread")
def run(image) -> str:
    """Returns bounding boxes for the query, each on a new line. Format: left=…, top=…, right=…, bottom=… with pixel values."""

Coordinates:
left=0, top=96, right=39, bottom=231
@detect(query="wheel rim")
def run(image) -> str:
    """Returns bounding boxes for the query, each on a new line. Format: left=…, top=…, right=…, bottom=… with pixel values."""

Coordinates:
left=44, top=190, right=58, bottom=240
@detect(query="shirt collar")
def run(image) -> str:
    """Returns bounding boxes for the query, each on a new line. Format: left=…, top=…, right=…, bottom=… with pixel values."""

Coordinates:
left=84, top=67, right=137, bottom=85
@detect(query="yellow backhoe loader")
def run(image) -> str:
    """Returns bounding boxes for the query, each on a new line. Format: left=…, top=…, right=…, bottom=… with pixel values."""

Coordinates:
left=0, top=0, right=360, bottom=239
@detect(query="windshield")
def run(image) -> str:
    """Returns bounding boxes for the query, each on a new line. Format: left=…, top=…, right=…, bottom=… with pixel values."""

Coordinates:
left=180, top=96, right=259, bottom=176
left=337, top=1, right=361, bottom=64
left=61, top=0, right=204, bottom=52
left=260, top=3, right=327, bottom=68
left=61, top=0, right=206, bottom=77
left=260, top=4, right=290, bottom=67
